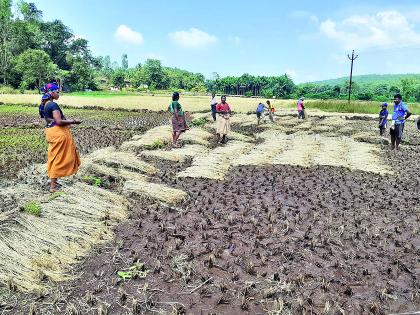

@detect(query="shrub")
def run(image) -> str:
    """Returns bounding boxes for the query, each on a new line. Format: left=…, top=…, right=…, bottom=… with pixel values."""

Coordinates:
left=244, top=91, right=253, bottom=97
left=262, top=89, right=274, bottom=99
left=23, top=201, right=42, bottom=216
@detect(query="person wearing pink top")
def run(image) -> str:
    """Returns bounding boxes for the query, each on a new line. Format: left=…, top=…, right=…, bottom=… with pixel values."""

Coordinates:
left=297, top=97, right=305, bottom=119
left=215, top=95, right=231, bottom=143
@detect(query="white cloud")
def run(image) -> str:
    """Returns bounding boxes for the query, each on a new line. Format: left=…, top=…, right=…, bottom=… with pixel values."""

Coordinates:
left=168, top=28, right=217, bottom=48
left=114, top=25, right=144, bottom=45
left=320, top=10, right=420, bottom=50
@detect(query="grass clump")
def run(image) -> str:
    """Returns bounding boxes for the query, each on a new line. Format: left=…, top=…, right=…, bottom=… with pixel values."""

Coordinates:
left=117, top=262, right=149, bottom=281
left=143, top=139, right=165, bottom=150
left=23, top=201, right=42, bottom=216
left=82, top=175, right=102, bottom=187
left=190, top=117, right=207, bottom=127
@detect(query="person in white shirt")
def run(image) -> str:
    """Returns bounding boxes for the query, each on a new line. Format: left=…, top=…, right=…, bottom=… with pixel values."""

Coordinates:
left=210, top=93, right=218, bottom=121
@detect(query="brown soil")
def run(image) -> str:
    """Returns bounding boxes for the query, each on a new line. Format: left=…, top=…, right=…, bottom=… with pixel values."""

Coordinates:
left=12, top=160, right=419, bottom=315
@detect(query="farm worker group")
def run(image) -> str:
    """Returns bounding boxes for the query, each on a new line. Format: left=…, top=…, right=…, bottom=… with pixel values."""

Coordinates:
left=380, top=93, right=412, bottom=151
left=169, top=92, right=232, bottom=146
left=37, top=83, right=417, bottom=193
left=256, top=100, right=275, bottom=125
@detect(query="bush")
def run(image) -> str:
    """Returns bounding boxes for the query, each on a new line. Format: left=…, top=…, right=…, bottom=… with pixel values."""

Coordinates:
left=244, top=91, right=253, bottom=97
left=23, top=201, right=42, bottom=216
left=262, top=89, right=274, bottom=99
left=0, top=85, right=20, bottom=94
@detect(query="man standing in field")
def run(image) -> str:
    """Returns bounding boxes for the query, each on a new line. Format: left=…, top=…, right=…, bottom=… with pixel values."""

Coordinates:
left=210, top=93, right=218, bottom=121
left=390, top=93, right=411, bottom=150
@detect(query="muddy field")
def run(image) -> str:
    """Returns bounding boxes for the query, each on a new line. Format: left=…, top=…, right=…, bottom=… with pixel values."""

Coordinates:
left=0, top=111, right=419, bottom=315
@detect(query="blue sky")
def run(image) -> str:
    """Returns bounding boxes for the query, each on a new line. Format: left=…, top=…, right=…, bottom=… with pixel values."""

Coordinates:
left=30, top=0, right=420, bottom=83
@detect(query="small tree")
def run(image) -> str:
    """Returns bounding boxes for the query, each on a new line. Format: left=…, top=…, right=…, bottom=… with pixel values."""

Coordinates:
left=14, top=49, right=56, bottom=89
left=111, top=69, right=126, bottom=90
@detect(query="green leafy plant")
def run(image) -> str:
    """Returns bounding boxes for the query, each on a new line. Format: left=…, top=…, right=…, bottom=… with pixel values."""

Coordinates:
left=190, top=117, right=207, bottom=127
left=48, top=191, right=65, bottom=201
left=82, top=175, right=102, bottom=187
left=23, top=201, right=42, bottom=216
left=144, top=139, right=165, bottom=150
left=117, top=262, right=149, bottom=281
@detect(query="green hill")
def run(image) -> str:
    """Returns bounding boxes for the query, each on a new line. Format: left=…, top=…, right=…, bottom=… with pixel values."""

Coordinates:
left=311, top=74, right=420, bottom=86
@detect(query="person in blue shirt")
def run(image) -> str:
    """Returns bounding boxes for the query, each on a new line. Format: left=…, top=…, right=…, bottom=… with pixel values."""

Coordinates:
left=378, top=102, right=388, bottom=136
left=256, top=102, right=266, bottom=125
left=390, top=93, right=412, bottom=150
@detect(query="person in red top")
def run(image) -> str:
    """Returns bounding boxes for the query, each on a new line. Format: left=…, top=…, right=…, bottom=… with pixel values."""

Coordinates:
left=216, top=95, right=231, bottom=144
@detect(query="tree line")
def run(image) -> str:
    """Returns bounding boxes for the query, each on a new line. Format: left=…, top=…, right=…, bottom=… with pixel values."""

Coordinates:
left=1, top=1, right=419, bottom=102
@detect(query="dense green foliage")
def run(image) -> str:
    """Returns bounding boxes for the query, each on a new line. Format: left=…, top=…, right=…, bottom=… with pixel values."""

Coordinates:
left=1, top=1, right=419, bottom=102
left=294, top=75, right=420, bottom=102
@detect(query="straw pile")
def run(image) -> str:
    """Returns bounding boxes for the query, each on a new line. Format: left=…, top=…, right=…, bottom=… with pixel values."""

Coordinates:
left=181, top=127, right=213, bottom=145
left=177, top=141, right=254, bottom=180
left=121, top=125, right=172, bottom=151
left=0, top=182, right=127, bottom=292
left=273, top=134, right=319, bottom=167
left=88, top=147, right=157, bottom=174
left=140, top=144, right=209, bottom=163
left=80, top=161, right=148, bottom=182
left=123, top=179, right=187, bottom=204
left=233, top=131, right=290, bottom=166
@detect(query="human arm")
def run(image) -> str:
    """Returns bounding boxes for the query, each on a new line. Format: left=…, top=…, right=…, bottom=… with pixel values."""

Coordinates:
left=52, top=110, right=81, bottom=126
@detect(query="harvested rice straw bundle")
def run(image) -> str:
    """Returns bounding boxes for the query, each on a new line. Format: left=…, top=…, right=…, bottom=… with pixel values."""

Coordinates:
left=228, top=131, right=254, bottom=142
left=313, top=136, right=346, bottom=168
left=121, top=125, right=172, bottom=151
left=88, top=147, right=157, bottom=174
left=233, top=132, right=290, bottom=166
left=273, top=134, right=320, bottom=167
left=346, top=140, right=392, bottom=174
left=81, top=161, right=148, bottom=182
left=0, top=182, right=127, bottom=292
left=177, top=141, right=254, bottom=180
left=181, top=127, right=213, bottom=145
left=123, top=179, right=187, bottom=204
left=140, top=144, right=209, bottom=163
left=320, top=116, right=347, bottom=127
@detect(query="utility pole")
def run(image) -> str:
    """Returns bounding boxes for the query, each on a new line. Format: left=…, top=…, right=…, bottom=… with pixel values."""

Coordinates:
left=347, top=50, right=358, bottom=104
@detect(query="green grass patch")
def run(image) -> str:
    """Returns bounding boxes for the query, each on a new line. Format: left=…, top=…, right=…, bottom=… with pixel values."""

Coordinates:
left=23, top=201, right=42, bottom=216
left=82, top=175, right=102, bottom=187
left=68, top=91, right=139, bottom=98
left=117, top=262, right=149, bottom=281
left=48, top=191, right=65, bottom=201
left=286, top=100, right=420, bottom=115
left=143, top=139, right=165, bottom=150
left=190, top=117, right=208, bottom=127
